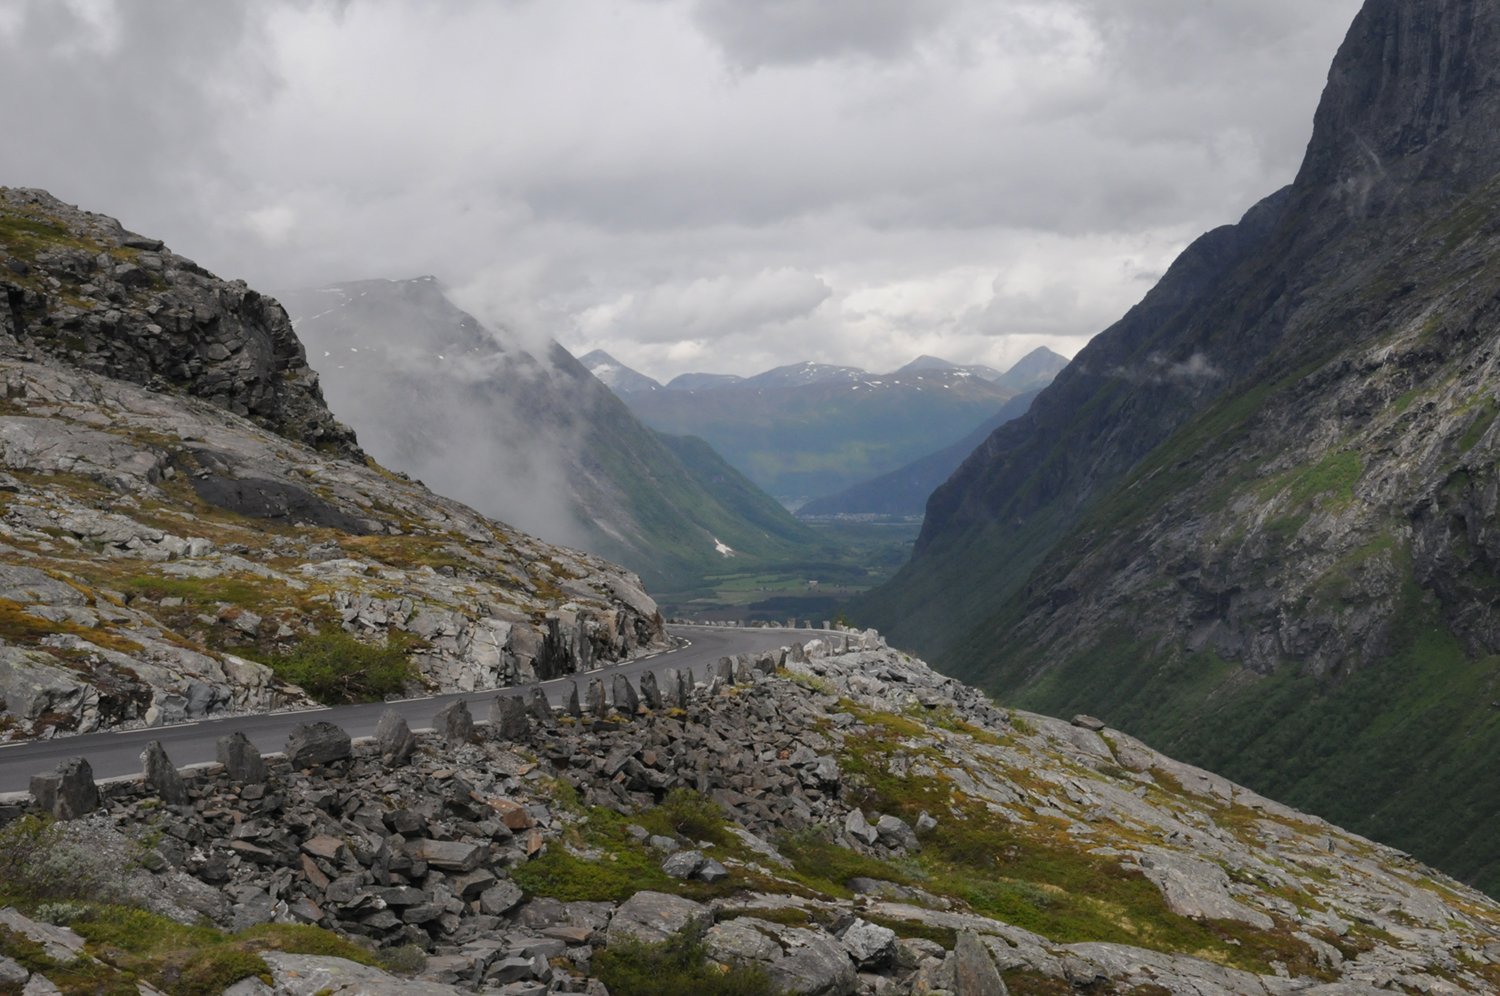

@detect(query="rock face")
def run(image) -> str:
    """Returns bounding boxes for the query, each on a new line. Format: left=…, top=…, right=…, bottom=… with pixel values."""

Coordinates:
left=864, top=0, right=1500, bottom=894
left=0, top=191, right=667, bottom=740
left=5, top=638, right=1497, bottom=994
left=0, top=188, right=355, bottom=456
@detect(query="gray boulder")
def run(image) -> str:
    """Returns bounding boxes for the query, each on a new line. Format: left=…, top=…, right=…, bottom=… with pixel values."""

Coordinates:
left=489, top=695, right=529, bottom=741
left=607, top=891, right=711, bottom=945
left=766, top=926, right=857, bottom=995
left=612, top=674, right=639, bottom=715
left=565, top=682, right=582, bottom=718
left=30, top=757, right=99, bottom=820
left=839, top=919, right=896, bottom=969
left=587, top=678, right=608, bottom=719
left=285, top=721, right=351, bottom=768
left=661, top=850, right=705, bottom=879
left=639, top=670, right=662, bottom=710
left=528, top=687, right=556, bottom=728
left=435, top=699, right=475, bottom=746
left=480, top=880, right=524, bottom=916
left=141, top=740, right=187, bottom=806
left=952, top=930, right=1007, bottom=995
left=216, top=731, right=267, bottom=783
left=844, top=809, right=879, bottom=845
left=374, top=709, right=416, bottom=767
left=875, top=814, right=919, bottom=852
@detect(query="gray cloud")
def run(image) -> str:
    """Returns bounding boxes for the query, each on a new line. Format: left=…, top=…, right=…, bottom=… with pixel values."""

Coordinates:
left=0, top=0, right=1365, bottom=383
left=690, top=0, right=959, bottom=68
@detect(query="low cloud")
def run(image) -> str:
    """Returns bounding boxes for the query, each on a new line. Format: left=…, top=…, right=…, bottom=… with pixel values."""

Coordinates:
left=0, top=0, right=1364, bottom=384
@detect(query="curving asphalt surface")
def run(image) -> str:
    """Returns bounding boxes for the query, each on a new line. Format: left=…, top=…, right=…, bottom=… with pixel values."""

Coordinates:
left=0, top=624, right=822, bottom=795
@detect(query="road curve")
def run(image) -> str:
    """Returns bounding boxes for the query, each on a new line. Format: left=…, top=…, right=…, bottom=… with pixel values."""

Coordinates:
left=0, top=624, right=823, bottom=795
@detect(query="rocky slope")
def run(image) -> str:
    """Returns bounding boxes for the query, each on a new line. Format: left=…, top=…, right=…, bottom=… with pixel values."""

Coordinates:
left=284, top=279, right=826, bottom=595
left=4, top=636, right=1498, bottom=994
left=0, top=190, right=665, bottom=739
left=862, top=0, right=1500, bottom=895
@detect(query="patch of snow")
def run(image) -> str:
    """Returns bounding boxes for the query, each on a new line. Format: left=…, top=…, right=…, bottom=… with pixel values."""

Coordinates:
left=713, top=537, right=736, bottom=558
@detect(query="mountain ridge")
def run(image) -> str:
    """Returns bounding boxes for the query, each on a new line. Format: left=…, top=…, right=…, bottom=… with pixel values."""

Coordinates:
left=284, top=278, right=826, bottom=593
left=862, top=0, right=1500, bottom=895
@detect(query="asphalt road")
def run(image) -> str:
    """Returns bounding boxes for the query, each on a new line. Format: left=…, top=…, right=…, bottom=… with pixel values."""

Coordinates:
left=0, top=624, right=820, bottom=795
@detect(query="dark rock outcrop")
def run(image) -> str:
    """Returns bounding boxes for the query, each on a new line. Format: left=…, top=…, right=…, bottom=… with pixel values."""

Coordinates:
left=863, top=0, right=1500, bottom=894
left=0, top=187, right=357, bottom=456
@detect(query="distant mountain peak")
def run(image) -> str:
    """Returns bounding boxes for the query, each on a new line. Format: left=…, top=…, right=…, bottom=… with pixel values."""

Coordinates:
left=580, top=350, right=662, bottom=394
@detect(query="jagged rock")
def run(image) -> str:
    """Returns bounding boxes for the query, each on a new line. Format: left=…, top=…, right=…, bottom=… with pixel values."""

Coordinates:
left=565, top=682, right=582, bottom=718
left=639, top=670, right=662, bottom=710
left=489, top=695, right=529, bottom=741
left=874, top=815, right=918, bottom=852
left=1070, top=715, right=1106, bottom=732
left=480, top=881, right=524, bottom=916
left=285, top=721, right=351, bottom=768
left=612, top=674, right=639, bottom=715
left=696, top=857, right=729, bottom=883
left=29, top=757, right=99, bottom=820
left=216, top=731, right=267, bottom=784
left=952, top=930, right=1007, bottom=995
left=844, top=809, right=878, bottom=845
left=375, top=709, right=416, bottom=767
left=705, top=918, right=784, bottom=963
left=661, top=850, right=705, bottom=879
left=140, top=740, right=187, bottom=806
left=586, top=678, right=608, bottom=719
left=412, top=839, right=485, bottom=873
left=607, top=891, right=711, bottom=945
left=765, top=926, right=857, bottom=996
left=435, top=699, right=475, bottom=746
left=527, top=687, right=556, bottom=728
left=839, top=919, right=897, bottom=969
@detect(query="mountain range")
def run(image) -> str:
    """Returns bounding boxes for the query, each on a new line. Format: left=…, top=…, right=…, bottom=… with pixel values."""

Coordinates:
left=282, top=278, right=823, bottom=594
left=587, top=348, right=1066, bottom=503
left=863, top=0, right=1500, bottom=896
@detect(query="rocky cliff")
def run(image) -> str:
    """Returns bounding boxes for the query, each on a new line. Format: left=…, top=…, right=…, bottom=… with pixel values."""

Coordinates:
left=863, top=0, right=1500, bottom=895
left=2, top=638, right=1498, bottom=994
left=0, top=191, right=665, bottom=739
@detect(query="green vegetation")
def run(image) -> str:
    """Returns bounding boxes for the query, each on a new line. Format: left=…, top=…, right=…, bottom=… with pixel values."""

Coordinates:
left=247, top=629, right=419, bottom=704
left=0, top=597, right=143, bottom=655
left=656, top=518, right=919, bottom=622
left=512, top=799, right=754, bottom=903
left=798, top=728, right=1328, bottom=977
left=1010, top=576, right=1500, bottom=896
left=592, top=923, right=782, bottom=996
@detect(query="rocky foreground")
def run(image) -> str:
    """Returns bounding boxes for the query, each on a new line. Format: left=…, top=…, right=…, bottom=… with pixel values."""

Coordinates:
left=3, top=636, right=1497, bottom=994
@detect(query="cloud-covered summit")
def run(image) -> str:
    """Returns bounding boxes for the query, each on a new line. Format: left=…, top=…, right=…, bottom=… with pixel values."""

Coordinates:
left=0, top=0, right=1361, bottom=381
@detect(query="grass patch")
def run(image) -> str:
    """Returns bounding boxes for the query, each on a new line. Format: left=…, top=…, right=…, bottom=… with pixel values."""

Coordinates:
left=0, top=597, right=143, bottom=655
left=244, top=629, right=419, bottom=704
left=593, top=922, right=782, bottom=996
left=512, top=804, right=750, bottom=903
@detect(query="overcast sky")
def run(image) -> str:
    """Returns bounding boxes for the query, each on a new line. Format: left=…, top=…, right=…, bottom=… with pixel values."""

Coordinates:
left=0, top=0, right=1363, bottom=381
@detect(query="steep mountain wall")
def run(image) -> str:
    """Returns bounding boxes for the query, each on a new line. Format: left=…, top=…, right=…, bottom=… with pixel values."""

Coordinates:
left=864, top=0, right=1500, bottom=894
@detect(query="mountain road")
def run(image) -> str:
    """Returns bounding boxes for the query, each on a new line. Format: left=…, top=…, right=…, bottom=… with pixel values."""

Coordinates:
left=0, top=624, right=825, bottom=795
